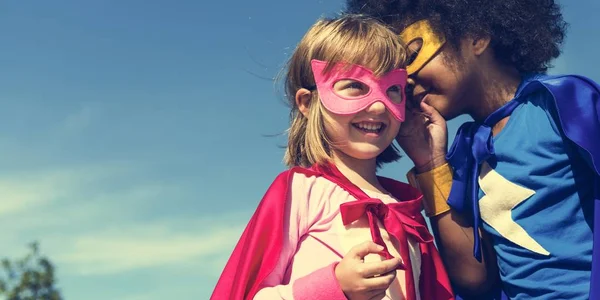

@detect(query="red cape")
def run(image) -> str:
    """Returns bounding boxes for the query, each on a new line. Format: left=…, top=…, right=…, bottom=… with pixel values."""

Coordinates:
left=210, top=164, right=454, bottom=300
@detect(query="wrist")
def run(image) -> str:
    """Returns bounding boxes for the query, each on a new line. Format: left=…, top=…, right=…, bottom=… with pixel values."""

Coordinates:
left=333, top=263, right=351, bottom=299
left=414, top=155, right=447, bottom=174
left=407, top=163, right=453, bottom=217
left=333, top=263, right=345, bottom=291
left=293, top=263, right=348, bottom=300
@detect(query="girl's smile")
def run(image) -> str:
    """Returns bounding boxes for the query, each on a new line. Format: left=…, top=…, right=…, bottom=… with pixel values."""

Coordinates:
left=352, top=120, right=387, bottom=136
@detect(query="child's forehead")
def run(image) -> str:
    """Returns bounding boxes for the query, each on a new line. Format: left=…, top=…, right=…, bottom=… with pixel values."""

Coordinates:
left=336, top=58, right=373, bottom=70
left=325, top=57, right=397, bottom=76
left=324, top=63, right=377, bottom=79
left=316, top=60, right=405, bottom=82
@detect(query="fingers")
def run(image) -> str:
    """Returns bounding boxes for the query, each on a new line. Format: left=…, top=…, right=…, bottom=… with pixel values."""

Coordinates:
left=339, top=245, right=401, bottom=298
left=420, top=101, right=445, bottom=125
left=348, top=241, right=385, bottom=260
left=359, top=257, right=402, bottom=278
left=365, top=270, right=397, bottom=290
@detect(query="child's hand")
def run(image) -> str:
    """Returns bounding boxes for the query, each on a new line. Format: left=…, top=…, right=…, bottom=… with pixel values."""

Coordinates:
left=396, top=96, right=448, bottom=173
left=335, top=241, right=402, bottom=300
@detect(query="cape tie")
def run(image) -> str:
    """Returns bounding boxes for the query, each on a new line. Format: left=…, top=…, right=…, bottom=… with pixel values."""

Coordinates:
left=340, top=198, right=434, bottom=300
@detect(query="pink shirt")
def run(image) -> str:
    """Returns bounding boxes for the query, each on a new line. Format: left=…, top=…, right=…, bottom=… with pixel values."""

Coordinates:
left=254, top=172, right=422, bottom=300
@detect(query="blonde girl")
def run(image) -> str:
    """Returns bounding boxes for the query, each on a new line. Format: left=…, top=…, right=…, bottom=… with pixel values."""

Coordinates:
left=212, top=14, right=453, bottom=300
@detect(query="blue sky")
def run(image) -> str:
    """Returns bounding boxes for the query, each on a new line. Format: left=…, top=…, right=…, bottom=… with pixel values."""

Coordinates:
left=0, top=1, right=598, bottom=299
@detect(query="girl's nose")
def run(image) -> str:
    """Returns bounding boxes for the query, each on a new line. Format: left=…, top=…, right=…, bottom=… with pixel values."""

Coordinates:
left=364, top=101, right=386, bottom=115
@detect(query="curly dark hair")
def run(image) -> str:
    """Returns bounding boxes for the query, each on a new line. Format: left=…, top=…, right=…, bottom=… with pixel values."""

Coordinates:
left=346, top=0, right=568, bottom=73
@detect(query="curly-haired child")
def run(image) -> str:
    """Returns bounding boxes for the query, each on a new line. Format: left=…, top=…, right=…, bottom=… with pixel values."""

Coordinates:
left=346, top=1, right=600, bottom=299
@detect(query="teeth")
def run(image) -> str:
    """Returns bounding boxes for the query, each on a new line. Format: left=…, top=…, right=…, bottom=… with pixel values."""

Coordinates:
left=355, top=122, right=383, bottom=131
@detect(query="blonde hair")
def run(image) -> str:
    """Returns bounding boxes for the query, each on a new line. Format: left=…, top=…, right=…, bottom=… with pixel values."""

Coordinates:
left=283, top=14, right=408, bottom=168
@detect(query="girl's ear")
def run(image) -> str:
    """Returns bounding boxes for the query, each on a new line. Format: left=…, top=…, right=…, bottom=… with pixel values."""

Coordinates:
left=295, top=88, right=312, bottom=117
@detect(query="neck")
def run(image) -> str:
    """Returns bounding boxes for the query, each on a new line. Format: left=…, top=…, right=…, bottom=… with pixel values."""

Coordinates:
left=469, top=63, right=522, bottom=123
left=331, top=151, right=384, bottom=193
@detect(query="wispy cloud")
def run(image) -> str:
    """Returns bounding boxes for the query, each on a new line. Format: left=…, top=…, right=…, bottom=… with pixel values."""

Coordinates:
left=0, top=162, right=248, bottom=279
left=53, top=217, right=245, bottom=276
left=0, top=164, right=122, bottom=217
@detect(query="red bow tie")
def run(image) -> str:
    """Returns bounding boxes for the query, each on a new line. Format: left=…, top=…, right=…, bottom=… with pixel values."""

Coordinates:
left=340, top=198, right=434, bottom=300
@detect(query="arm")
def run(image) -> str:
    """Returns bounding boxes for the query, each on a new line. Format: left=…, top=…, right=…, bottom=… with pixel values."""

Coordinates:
left=396, top=100, right=498, bottom=296
left=408, top=163, right=500, bottom=296
left=431, top=207, right=500, bottom=296
left=254, top=263, right=347, bottom=300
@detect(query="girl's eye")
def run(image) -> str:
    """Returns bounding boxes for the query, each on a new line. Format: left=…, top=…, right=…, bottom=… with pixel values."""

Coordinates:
left=348, top=82, right=363, bottom=91
left=333, top=80, right=369, bottom=98
left=345, top=81, right=368, bottom=97
left=386, top=85, right=403, bottom=103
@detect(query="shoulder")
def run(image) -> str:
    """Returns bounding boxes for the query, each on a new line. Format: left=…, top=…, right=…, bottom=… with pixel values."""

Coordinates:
left=525, top=74, right=600, bottom=175
left=270, top=166, right=341, bottom=207
left=285, top=167, right=356, bottom=230
left=258, top=168, right=312, bottom=207
left=524, top=74, right=600, bottom=101
left=536, top=74, right=599, bottom=88
left=517, top=74, right=598, bottom=126
left=265, top=166, right=325, bottom=188
left=263, top=169, right=294, bottom=195
left=287, top=167, right=347, bottom=203
left=520, top=73, right=599, bottom=116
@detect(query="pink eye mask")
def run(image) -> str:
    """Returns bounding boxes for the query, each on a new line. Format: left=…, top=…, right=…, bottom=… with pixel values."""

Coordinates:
left=310, top=59, right=407, bottom=121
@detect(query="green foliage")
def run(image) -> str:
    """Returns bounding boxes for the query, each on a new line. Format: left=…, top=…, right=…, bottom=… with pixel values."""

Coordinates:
left=0, top=242, right=62, bottom=300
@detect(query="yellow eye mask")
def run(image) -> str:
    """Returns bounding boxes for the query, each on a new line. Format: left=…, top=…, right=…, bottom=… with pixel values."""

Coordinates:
left=400, top=20, right=446, bottom=75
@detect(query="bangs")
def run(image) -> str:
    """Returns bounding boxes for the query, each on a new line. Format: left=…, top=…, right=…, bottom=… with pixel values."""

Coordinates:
left=311, top=16, right=407, bottom=76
